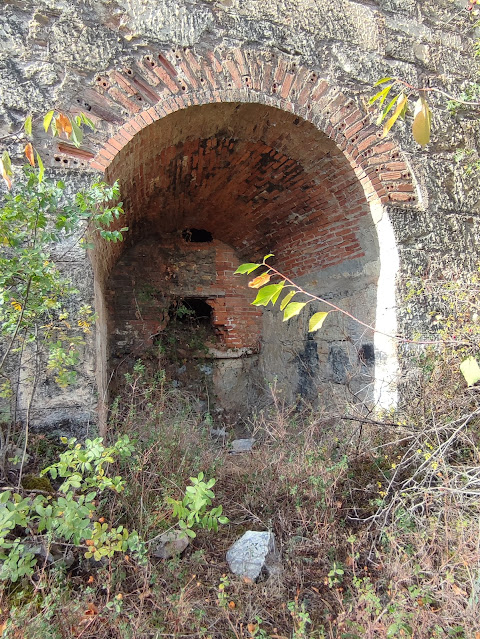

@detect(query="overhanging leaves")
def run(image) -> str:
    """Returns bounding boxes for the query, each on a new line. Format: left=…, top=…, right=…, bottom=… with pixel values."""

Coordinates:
left=0, top=152, right=12, bottom=189
left=373, top=76, right=392, bottom=87
left=248, top=272, right=271, bottom=288
left=252, top=282, right=285, bottom=307
left=43, top=110, right=55, bottom=133
left=412, top=97, right=431, bottom=146
left=369, top=84, right=392, bottom=107
left=24, top=143, right=35, bottom=167
left=382, top=93, right=408, bottom=138
left=308, top=312, right=329, bottom=332
left=24, top=116, right=32, bottom=137
left=71, top=119, right=84, bottom=148
left=283, top=301, right=306, bottom=321
left=280, top=290, right=296, bottom=311
left=234, top=263, right=261, bottom=275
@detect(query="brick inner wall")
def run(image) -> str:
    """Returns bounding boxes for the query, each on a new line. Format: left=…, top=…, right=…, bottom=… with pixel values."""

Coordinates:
left=109, top=127, right=369, bottom=278
left=107, top=237, right=262, bottom=356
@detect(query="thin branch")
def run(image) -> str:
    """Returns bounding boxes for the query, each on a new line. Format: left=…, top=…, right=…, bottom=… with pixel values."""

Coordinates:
left=0, top=276, right=32, bottom=374
left=264, top=262, right=457, bottom=346
left=392, top=78, right=480, bottom=106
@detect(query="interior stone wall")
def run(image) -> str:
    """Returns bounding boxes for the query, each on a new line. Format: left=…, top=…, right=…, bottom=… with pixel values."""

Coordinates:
left=1, top=0, right=478, bottom=433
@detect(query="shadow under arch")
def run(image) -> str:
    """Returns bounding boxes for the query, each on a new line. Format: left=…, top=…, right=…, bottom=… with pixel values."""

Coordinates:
left=91, top=100, right=401, bottom=433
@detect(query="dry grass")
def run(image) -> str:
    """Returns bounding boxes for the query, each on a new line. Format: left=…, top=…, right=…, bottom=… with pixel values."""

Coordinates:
left=1, top=329, right=480, bottom=639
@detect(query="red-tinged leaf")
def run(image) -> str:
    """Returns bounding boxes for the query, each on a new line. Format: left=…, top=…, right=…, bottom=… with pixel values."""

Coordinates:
left=382, top=94, right=408, bottom=137
left=0, top=153, right=12, bottom=189
left=24, top=143, right=35, bottom=167
left=1, top=169, right=12, bottom=189
left=412, top=96, right=431, bottom=146
left=56, top=113, right=72, bottom=138
left=248, top=272, right=271, bottom=288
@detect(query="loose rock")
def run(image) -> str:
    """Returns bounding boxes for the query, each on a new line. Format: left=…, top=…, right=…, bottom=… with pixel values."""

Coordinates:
left=230, top=438, right=255, bottom=454
left=226, top=531, right=279, bottom=581
left=152, top=531, right=190, bottom=559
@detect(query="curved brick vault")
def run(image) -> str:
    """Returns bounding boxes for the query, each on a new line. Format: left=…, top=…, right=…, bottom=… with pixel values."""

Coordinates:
left=54, top=46, right=417, bottom=209
left=66, top=46, right=415, bottom=428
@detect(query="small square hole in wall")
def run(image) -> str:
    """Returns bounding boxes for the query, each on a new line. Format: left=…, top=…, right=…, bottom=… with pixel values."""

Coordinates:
left=182, top=228, right=213, bottom=242
left=172, top=297, right=213, bottom=326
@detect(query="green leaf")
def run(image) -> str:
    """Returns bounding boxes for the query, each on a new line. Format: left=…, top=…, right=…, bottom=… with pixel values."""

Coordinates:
left=71, top=119, right=83, bottom=147
left=36, top=152, right=44, bottom=183
left=2, top=150, right=12, bottom=175
left=234, top=263, right=262, bottom=275
left=308, top=311, right=329, bottom=332
left=382, top=94, right=408, bottom=137
left=283, top=302, right=307, bottom=321
left=43, top=110, right=55, bottom=133
left=376, top=93, right=401, bottom=125
left=80, top=113, right=96, bottom=130
left=460, top=356, right=480, bottom=387
left=263, top=253, right=274, bottom=261
left=412, top=96, right=431, bottom=147
left=24, top=116, right=32, bottom=136
left=270, top=281, right=285, bottom=305
left=252, top=282, right=285, bottom=307
left=373, top=76, right=392, bottom=86
left=280, top=290, right=296, bottom=311
left=368, top=84, right=392, bottom=107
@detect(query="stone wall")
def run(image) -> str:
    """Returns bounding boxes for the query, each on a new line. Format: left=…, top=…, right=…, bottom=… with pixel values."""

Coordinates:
left=1, top=0, right=479, bottom=432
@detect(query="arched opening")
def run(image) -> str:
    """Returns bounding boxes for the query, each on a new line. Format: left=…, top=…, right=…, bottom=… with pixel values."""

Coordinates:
left=92, top=101, right=399, bottom=429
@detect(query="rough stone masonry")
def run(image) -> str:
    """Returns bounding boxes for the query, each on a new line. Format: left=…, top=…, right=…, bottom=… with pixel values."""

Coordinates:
left=0, top=0, right=479, bottom=433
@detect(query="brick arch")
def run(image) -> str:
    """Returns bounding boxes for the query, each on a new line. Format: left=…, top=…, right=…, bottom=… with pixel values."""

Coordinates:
left=61, top=46, right=417, bottom=207
left=79, top=47, right=408, bottom=431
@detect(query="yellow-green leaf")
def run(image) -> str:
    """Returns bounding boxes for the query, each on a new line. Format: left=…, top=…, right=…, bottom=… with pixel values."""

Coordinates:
left=252, top=282, right=284, bottom=307
left=283, top=302, right=306, bottom=321
left=71, top=118, right=83, bottom=147
left=460, top=356, right=480, bottom=387
left=24, top=115, right=32, bottom=136
left=80, top=112, right=96, bottom=130
left=412, top=97, right=431, bottom=147
left=368, top=84, right=392, bottom=107
left=376, top=93, right=401, bottom=125
left=263, top=253, right=274, bottom=261
left=308, top=311, right=329, bottom=333
left=43, top=110, right=55, bottom=133
left=234, top=263, right=261, bottom=275
left=373, top=76, right=392, bottom=87
left=36, top=152, right=44, bottom=183
left=382, top=94, right=408, bottom=138
left=280, top=290, right=296, bottom=311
